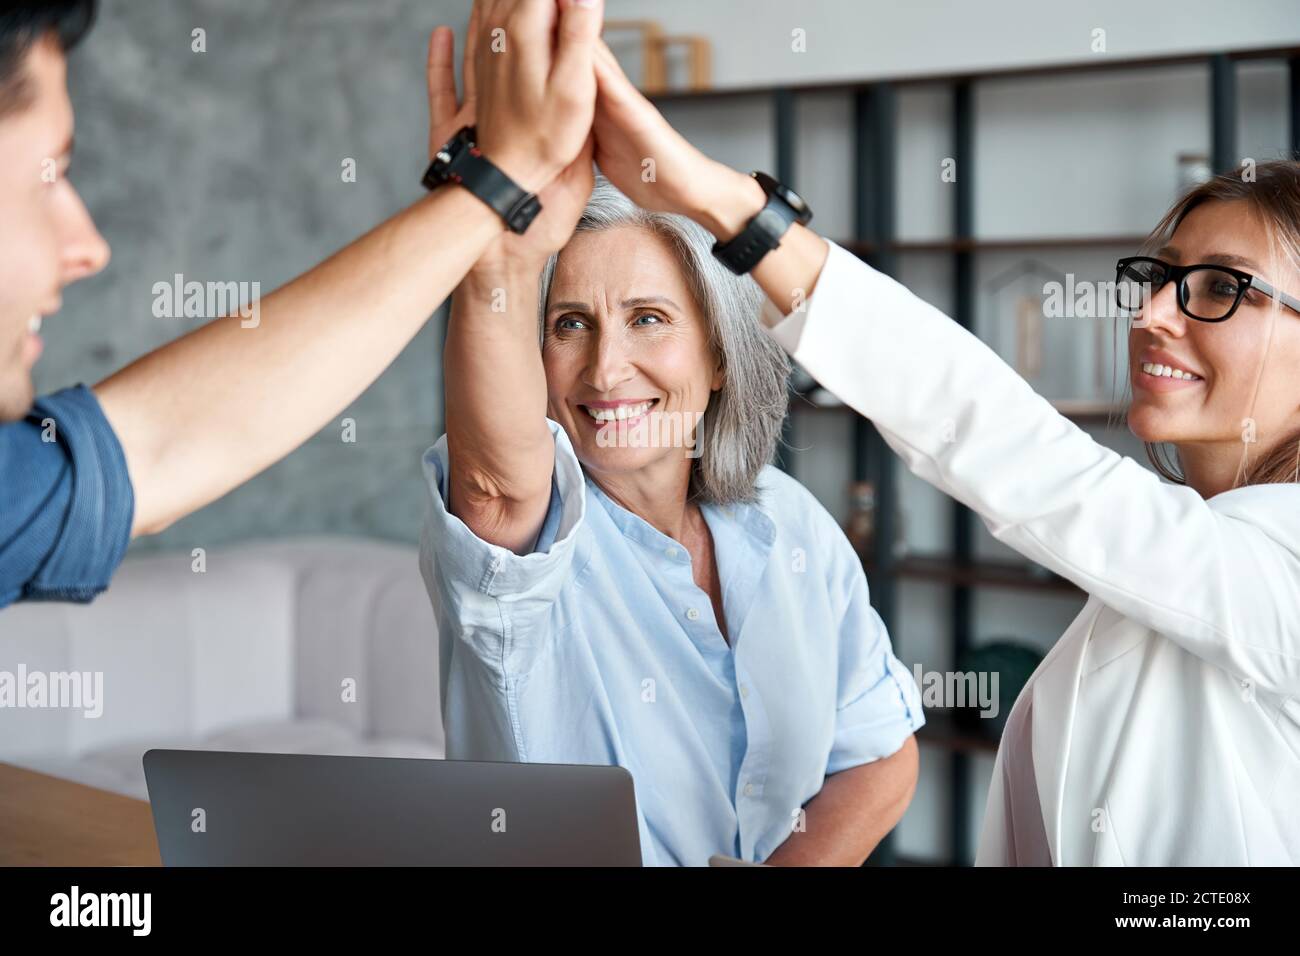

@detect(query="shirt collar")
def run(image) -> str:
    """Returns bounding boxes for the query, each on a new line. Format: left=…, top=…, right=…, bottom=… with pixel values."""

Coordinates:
left=584, top=472, right=777, bottom=561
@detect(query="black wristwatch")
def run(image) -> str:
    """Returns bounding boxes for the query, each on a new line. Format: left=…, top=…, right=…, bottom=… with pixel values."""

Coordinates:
left=711, top=172, right=813, bottom=275
left=421, top=125, right=542, bottom=235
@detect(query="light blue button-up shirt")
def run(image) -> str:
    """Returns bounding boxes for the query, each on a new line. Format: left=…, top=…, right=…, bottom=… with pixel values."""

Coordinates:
left=420, top=420, right=923, bottom=866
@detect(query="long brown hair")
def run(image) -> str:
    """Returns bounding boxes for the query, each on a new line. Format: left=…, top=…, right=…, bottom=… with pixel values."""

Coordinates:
left=1134, top=159, right=1300, bottom=487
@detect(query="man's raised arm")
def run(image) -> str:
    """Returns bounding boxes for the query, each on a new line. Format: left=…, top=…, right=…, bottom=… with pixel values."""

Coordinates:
left=93, top=0, right=604, bottom=536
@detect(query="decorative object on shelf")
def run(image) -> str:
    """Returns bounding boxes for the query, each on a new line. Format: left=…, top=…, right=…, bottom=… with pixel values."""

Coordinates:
left=603, top=20, right=665, bottom=90
left=846, top=481, right=907, bottom=560
left=1014, top=294, right=1043, bottom=379
left=985, top=257, right=1116, bottom=406
left=1177, top=152, right=1213, bottom=197
left=954, top=640, right=1044, bottom=738
left=604, top=20, right=712, bottom=94
left=845, top=480, right=876, bottom=556
left=657, top=34, right=712, bottom=92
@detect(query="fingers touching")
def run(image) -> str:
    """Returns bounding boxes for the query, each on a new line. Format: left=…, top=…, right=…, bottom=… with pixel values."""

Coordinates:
left=429, top=0, right=706, bottom=220
left=467, top=0, right=604, bottom=191
left=552, top=0, right=604, bottom=93
left=426, top=26, right=457, bottom=133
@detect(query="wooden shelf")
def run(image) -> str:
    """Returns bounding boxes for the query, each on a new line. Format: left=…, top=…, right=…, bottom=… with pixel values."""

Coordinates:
left=646, top=45, right=1300, bottom=102
left=1050, top=399, right=1127, bottom=424
left=862, top=553, right=1084, bottom=596
left=888, top=855, right=945, bottom=867
left=842, top=235, right=1150, bottom=255
left=791, top=390, right=1126, bottom=426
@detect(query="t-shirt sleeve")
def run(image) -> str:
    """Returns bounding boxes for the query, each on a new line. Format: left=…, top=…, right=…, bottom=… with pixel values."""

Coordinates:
left=0, top=385, right=136, bottom=608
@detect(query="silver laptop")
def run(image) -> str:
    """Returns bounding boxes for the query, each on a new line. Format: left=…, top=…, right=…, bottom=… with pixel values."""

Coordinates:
left=143, top=749, right=642, bottom=866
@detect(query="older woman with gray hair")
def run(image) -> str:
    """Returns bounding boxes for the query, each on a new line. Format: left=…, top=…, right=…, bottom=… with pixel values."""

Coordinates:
left=420, top=170, right=923, bottom=866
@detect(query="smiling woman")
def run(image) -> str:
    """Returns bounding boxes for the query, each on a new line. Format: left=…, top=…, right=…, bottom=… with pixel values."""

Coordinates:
left=423, top=176, right=924, bottom=866
left=537, top=180, right=789, bottom=504
left=1128, top=161, right=1300, bottom=488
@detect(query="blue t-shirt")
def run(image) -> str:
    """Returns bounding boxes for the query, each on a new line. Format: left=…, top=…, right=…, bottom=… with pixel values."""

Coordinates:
left=0, top=385, right=134, bottom=609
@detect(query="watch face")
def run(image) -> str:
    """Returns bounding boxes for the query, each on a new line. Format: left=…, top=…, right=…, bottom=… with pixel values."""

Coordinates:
left=755, top=206, right=791, bottom=238
left=438, top=131, right=468, bottom=165
left=778, top=185, right=809, bottom=214
left=422, top=128, right=473, bottom=190
left=753, top=171, right=812, bottom=224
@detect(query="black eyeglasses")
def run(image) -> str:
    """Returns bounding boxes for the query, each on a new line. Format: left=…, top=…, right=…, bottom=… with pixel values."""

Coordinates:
left=1115, top=255, right=1300, bottom=323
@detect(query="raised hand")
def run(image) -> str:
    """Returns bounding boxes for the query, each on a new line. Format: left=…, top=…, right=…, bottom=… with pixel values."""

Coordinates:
left=437, top=5, right=604, bottom=559
left=427, top=3, right=599, bottom=267
left=590, top=38, right=827, bottom=320
left=473, top=0, right=602, bottom=194
left=589, top=38, right=762, bottom=239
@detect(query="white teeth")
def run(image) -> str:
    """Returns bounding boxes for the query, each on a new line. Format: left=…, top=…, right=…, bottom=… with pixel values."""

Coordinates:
left=1141, top=361, right=1201, bottom=381
left=584, top=401, right=654, bottom=422
left=28, top=315, right=42, bottom=334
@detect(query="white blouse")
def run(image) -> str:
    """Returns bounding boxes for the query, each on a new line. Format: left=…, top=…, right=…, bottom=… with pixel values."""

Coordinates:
left=759, top=240, right=1300, bottom=865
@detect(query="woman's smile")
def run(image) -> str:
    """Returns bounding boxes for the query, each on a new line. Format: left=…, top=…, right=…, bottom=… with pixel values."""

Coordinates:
left=576, top=396, right=660, bottom=429
left=1133, top=364, right=1204, bottom=393
left=1131, top=347, right=1206, bottom=394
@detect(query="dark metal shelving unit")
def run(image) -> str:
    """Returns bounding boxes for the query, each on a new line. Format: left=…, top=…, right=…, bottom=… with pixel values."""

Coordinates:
left=652, top=45, right=1300, bottom=867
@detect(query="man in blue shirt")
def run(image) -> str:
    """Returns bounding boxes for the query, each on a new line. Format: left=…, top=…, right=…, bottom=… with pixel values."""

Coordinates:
left=0, top=0, right=606, bottom=609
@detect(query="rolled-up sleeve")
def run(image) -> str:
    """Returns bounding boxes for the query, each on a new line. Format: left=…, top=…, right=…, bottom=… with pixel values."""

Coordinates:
left=0, top=385, right=135, bottom=609
left=827, top=554, right=925, bottom=774
left=418, top=418, right=587, bottom=676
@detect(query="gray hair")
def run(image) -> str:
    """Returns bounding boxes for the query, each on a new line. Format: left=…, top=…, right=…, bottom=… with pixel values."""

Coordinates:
left=538, top=178, right=791, bottom=505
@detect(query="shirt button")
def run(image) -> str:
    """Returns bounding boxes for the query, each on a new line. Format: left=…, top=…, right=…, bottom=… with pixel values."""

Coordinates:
left=743, top=783, right=754, bottom=797
left=685, top=607, right=700, bottom=621
left=740, top=684, right=750, bottom=700
left=665, top=546, right=678, bottom=559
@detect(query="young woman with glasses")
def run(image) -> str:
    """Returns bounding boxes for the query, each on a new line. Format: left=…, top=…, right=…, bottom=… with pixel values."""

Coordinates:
left=587, top=39, right=1300, bottom=864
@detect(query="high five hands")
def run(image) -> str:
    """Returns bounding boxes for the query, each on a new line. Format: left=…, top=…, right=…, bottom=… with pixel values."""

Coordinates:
left=426, top=0, right=826, bottom=302
left=427, top=0, right=598, bottom=268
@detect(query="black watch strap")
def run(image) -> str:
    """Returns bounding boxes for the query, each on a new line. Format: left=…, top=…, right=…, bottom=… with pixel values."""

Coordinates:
left=711, top=172, right=813, bottom=275
left=421, top=126, right=542, bottom=234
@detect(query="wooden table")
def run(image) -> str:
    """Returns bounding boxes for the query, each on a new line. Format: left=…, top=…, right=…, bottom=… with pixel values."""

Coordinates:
left=0, top=761, right=160, bottom=866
